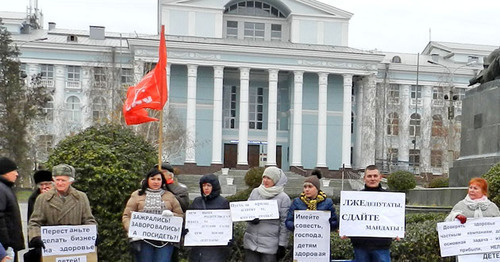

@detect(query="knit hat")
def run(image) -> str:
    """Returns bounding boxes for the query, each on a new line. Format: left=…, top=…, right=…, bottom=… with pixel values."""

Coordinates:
left=0, top=157, right=17, bottom=175
left=52, top=164, right=75, bottom=178
left=262, top=166, right=281, bottom=184
left=34, top=170, right=53, bottom=184
left=304, top=169, right=322, bottom=190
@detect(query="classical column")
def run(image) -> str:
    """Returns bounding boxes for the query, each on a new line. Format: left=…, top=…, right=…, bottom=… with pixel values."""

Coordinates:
left=266, top=69, right=279, bottom=166
left=211, top=66, right=224, bottom=165
left=342, top=74, right=353, bottom=168
left=360, top=74, right=376, bottom=168
left=185, top=64, right=198, bottom=163
left=291, top=71, right=304, bottom=167
left=81, top=66, right=92, bottom=129
left=237, top=68, right=250, bottom=167
left=53, top=65, right=66, bottom=144
left=316, top=72, right=328, bottom=167
left=421, top=85, right=432, bottom=173
left=162, top=63, right=172, bottom=158
left=399, top=85, right=411, bottom=168
left=353, top=83, right=363, bottom=169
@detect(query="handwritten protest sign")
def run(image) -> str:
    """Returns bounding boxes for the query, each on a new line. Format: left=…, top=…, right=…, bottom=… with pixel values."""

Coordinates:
left=55, top=255, right=87, bottom=262
left=437, top=217, right=500, bottom=257
left=293, top=210, right=330, bottom=262
left=230, top=200, right=279, bottom=222
left=184, top=210, right=232, bottom=246
left=128, top=212, right=183, bottom=242
left=41, top=225, right=97, bottom=257
left=339, top=191, right=405, bottom=238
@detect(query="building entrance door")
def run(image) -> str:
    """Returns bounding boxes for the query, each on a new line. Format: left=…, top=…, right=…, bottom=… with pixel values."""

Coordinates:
left=223, top=144, right=237, bottom=168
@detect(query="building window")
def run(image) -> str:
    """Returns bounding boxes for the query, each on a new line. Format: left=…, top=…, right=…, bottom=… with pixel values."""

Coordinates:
left=249, top=87, right=264, bottom=129
left=42, top=97, right=54, bottom=121
left=468, top=56, right=479, bottom=64
left=391, top=56, right=401, bottom=63
left=40, top=64, right=54, bottom=87
left=227, top=21, right=238, bottom=38
left=244, top=22, right=265, bottom=40
left=223, top=85, right=237, bottom=129
left=387, top=112, right=399, bottom=136
left=409, top=113, right=421, bottom=136
left=387, top=148, right=398, bottom=164
left=432, top=115, right=444, bottom=137
left=388, top=84, right=400, bottom=104
left=66, top=66, right=81, bottom=88
left=431, top=150, right=443, bottom=168
left=271, top=24, right=282, bottom=41
left=121, top=68, right=134, bottom=84
left=65, top=96, right=81, bottom=122
left=67, top=35, right=78, bottom=42
left=92, top=97, right=107, bottom=122
left=432, top=86, right=444, bottom=106
left=143, top=62, right=157, bottom=75
left=410, top=85, right=422, bottom=106
left=409, top=149, right=420, bottom=167
left=93, top=67, right=107, bottom=88
left=224, top=1, right=288, bottom=18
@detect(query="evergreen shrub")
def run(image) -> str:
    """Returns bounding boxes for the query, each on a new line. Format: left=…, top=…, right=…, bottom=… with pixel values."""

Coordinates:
left=483, top=162, right=500, bottom=206
left=387, top=170, right=416, bottom=192
left=46, top=125, right=157, bottom=262
left=428, top=177, right=449, bottom=188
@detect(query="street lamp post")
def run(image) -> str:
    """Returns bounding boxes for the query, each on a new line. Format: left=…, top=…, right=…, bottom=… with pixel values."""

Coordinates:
left=427, top=60, right=475, bottom=173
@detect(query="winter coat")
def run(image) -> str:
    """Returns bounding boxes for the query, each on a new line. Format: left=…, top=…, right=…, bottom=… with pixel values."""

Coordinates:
left=122, top=189, right=183, bottom=231
left=243, top=187, right=291, bottom=255
left=28, top=186, right=97, bottom=240
left=0, top=176, right=25, bottom=251
left=445, top=195, right=500, bottom=221
left=27, top=189, right=41, bottom=222
left=350, top=184, right=393, bottom=250
left=285, top=192, right=339, bottom=231
left=188, top=174, right=231, bottom=262
left=166, top=181, right=190, bottom=212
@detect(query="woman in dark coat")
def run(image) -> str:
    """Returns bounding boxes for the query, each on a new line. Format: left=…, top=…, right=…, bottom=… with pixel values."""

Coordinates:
left=188, top=173, right=231, bottom=262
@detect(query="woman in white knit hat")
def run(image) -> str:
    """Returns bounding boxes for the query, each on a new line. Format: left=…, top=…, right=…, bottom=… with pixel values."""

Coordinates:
left=243, top=166, right=291, bottom=262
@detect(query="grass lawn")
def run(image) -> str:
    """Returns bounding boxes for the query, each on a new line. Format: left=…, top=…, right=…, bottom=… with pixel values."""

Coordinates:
left=15, top=189, right=32, bottom=202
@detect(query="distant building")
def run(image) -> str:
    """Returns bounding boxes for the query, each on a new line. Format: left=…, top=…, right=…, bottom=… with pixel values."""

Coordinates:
left=2, top=0, right=493, bottom=175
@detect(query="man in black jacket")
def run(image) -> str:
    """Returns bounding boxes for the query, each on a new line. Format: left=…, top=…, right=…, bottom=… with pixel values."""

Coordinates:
left=349, top=165, right=394, bottom=262
left=0, top=157, right=25, bottom=262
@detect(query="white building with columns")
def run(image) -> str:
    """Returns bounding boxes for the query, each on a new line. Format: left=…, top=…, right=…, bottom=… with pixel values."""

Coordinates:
left=2, top=0, right=494, bottom=175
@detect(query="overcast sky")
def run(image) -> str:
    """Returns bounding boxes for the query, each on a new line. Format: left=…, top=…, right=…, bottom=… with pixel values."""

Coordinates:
left=2, top=0, right=499, bottom=53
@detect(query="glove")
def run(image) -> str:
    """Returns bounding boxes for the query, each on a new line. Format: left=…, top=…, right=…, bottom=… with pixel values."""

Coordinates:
left=456, top=214, right=467, bottom=224
left=181, top=228, right=189, bottom=236
left=162, top=210, right=174, bottom=217
left=250, top=218, right=260, bottom=225
left=129, top=239, right=141, bottom=254
left=276, top=245, right=286, bottom=260
left=94, top=233, right=99, bottom=246
left=227, top=239, right=234, bottom=247
left=29, top=236, right=46, bottom=249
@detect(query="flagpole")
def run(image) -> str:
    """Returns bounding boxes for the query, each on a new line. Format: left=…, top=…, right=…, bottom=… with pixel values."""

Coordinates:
left=158, top=109, right=163, bottom=169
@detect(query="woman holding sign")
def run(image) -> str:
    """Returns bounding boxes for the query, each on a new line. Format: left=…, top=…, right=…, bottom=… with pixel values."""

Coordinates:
left=285, top=169, right=338, bottom=230
left=244, top=166, right=291, bottom=262
left=122, top=169, right=184, bottom=262
left=187, top=173, right=231, bottom=262
left=446, top=177, right=500, bottom=223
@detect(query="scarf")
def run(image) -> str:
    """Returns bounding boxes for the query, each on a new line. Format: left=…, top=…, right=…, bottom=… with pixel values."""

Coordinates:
left=142, top=188, right=166, bottom=214
left=464, top=195, right=491, bottom=218
left=300, top=190, right=327, bottom=210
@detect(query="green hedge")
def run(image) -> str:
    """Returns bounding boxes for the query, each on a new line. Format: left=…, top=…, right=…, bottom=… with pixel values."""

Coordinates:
left=388, top=170, right=416, bottom=192
left=483, top=162, right=500, bottom=206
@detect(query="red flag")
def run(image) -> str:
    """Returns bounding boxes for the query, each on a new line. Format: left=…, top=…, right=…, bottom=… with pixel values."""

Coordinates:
left=123, top=25, right=168, bottom=125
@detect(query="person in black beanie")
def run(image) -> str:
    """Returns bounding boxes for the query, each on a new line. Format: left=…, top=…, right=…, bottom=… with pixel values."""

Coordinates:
left=0, top=157, right=25, bottom=262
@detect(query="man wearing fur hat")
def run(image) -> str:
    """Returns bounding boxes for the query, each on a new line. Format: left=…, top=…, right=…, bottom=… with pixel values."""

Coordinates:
left=155, top=162, right=189, bottom=212
left=0, top=157, right=25, bottom=262
left=27, top=170, right=53, bottom=222
left=28, top=164, right=97, bottom=251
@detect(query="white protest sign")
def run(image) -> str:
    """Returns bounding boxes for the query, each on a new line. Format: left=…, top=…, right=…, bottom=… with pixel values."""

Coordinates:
left=437, top=217, right=500, bottom=257
left=184, top=210, right=232, bottom=246
left=41, top=225, right=96, bottom=256
left=339, top=191, right=405, bottom=238
left=56, top=255, right=87, bottom=262
left=128, top=212, right=183, bottom=242
left=458, top=252, right=500, bottom=262
left=293, top=210, right=330, bottom=262
left=230, top=200, right=279, bottom=222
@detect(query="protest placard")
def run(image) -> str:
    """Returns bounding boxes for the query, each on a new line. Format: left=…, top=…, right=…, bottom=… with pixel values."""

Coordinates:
left=458, top=252, right=500, bottom=262
left=437, top=217, right=500, bottom=257
left=293, top=210, right=330, bottom=262
left=128, top=212, right=183, bottom=242
left=184, top=210, right=232, bottom=246
left=230, top=200, right=279, bottom=222
left=339, top=191, right=405, bottom=238
left=41, top=225, right=97, bottom=257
